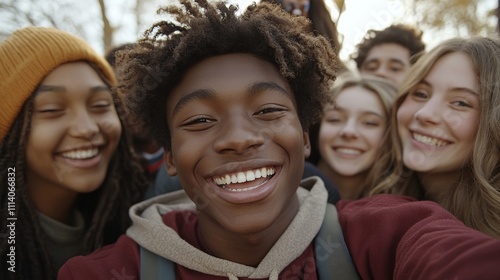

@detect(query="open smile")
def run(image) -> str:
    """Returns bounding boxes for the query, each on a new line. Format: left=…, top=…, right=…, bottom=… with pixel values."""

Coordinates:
left=333, top=147, right=363, bottom=155
left=55, top=145, right=106, bottom=169
left=213, top=166, right=276, bottom=192
left=61, top=147, right=100, bottom=159
left=412, top=132, right=451, bottom=147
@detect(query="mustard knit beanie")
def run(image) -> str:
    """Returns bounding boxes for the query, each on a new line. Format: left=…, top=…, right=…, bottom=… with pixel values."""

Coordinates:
left=0, top=26, right=117, bottom=141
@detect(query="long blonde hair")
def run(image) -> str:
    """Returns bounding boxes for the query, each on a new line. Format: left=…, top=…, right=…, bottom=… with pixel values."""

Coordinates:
left=311, top=71, right=397, bottom=197
left=370, top=36, right=500, bottom=238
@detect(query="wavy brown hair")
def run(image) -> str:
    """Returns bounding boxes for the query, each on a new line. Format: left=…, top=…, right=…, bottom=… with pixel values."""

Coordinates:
left=308, top=72, right=397, bottom=198
left=369, top=37, right=500, bottom=238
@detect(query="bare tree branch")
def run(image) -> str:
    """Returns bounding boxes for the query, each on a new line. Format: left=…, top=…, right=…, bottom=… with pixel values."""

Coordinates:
left=97, top=0, right=114, bottom=52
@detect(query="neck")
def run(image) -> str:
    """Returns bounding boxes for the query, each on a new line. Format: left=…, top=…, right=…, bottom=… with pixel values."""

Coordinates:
left=417, top=170, right=463, bottom=203
left=28, top=181, right=78, bottom=225
left=317, top=160, right=366, bottom=199
left=197, top=196, right=299, bottom=267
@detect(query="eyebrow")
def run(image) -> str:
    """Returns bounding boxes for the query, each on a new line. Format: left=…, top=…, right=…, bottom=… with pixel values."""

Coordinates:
left=171, top=81, right=290, bottom=117
left=171, top=89, right=216, bottom=117
left=36, top=85, right=110, bottom=94
left=419, top=80, right=479, bottom=96
left=332, top=106, right=385, bottom=118
left=363, top=58, right=405, bottom=66
left=249, top=82, right=289, bottom=98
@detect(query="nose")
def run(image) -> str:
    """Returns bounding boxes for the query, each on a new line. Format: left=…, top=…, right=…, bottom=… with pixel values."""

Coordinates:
left=414, top=98, right=442, bottom=125
left=68, top=108, right=100, bottom=139
left=373, top=66, right=390, bottom=79
left=340, top=119, right=359, bottom=139
left=213, top=114, right=265, bottom=154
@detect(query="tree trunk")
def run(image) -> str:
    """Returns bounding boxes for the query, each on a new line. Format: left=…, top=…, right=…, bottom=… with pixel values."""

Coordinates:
left=98, top=0, right=113, bottom=53
left=497, top=0, right=500, bottom=34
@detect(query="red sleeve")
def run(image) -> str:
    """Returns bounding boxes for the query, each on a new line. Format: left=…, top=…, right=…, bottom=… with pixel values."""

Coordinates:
left=58, top=235, right=140, bottom=280
left=337, top=194, right=500, bottom=280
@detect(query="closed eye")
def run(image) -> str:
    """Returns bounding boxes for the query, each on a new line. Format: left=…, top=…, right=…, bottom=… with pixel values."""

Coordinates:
left=410, top=90, right=428, bottom=100
left=37, top=107, right=63, bottom=114
left=451, top=100, right=472, bottom=108
left=183, top=117, right=214, bottom=126
left=91, top=102, right=111, bottom=108
left=255, top=106, right=287, bottom=115
left=363, top=121, right=379, bottom=126
left=325, top=117, right=341, bottom=123
left=390, top=67, right=403, bottom=72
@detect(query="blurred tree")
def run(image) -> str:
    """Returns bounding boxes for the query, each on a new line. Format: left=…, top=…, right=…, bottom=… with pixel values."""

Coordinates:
left=97, top=0, right=114, bottom=52
left=0, top=0, right=94, bottom=42
left=405, top=0, right=497, bottom=37
left=0, top=0, right=158, bottom=53
left=497, top=0, right=500, bottom=34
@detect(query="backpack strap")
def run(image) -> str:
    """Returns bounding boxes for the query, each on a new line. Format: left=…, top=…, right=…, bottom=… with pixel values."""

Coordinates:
left=314, top=203, right=360, bottom=280
left=140, top=246, right=175, bottom=279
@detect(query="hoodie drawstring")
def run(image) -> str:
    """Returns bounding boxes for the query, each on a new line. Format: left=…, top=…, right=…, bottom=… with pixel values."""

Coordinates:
left=270, top=269, right=279, bottom=280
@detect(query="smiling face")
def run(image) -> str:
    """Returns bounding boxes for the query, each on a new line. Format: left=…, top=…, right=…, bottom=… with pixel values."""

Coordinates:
left=361, top=43, right=411, bottom=86
left=26, top=62, right=122, bottom=203
left=164, top=53, right=310, bottom=234
left=397, top=52, right=480, bottom=177
left=317, top=86, right=386, bottom=179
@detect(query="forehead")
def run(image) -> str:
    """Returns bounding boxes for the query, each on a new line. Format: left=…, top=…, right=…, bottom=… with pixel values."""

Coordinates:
left=424, top=52, right=478, bottom=90
left=177, top=53, right=288, bottom=91
left=334, top=86, right=385, bottom=114
left=40, top=62, right=102, bottom=84
left=365, top=43, right=411, bottom=64
left=167, top=53, right=294, bottom=112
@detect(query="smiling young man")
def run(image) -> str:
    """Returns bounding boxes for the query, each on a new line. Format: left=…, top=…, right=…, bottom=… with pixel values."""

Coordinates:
left=60, top=0, right=340, bottom=279
left=59, top=1, right=500, bottom=279
left=351, top=24, right=425, bottom=87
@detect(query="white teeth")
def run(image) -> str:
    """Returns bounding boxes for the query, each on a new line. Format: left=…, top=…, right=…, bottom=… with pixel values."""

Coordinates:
left=413, top=133, right=448, bottom=147
left=61, top=148, right=98, bottom=159
left=246, top=171, right=255, bottom=181
left=336, top=148, right=361, bottom=155
left=213, top=167, right=276, bottom=186
left=223, top=184, right=262, bottom=192
left=237, top=172, right=246, bottom=183
left=261, top=167, right=267, bottom=178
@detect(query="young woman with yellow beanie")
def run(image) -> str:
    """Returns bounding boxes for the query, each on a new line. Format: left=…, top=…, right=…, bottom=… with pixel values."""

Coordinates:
left=0, top=27, right=147, bottom=280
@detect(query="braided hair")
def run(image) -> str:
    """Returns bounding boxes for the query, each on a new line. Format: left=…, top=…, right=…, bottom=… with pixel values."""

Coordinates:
left=0, top=64, right=147, bottom=280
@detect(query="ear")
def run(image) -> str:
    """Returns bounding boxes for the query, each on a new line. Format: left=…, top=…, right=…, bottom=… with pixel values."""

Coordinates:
left=163, top=151, right=178, bottom=176
left=303, top=131, right=311, bottom=159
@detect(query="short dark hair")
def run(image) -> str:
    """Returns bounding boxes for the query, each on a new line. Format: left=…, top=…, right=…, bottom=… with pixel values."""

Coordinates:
left=105, top=43, right=136, bottom=69
left=118, top=0, right=338, bottom=150
left=351, top=24, right=425, bottom=69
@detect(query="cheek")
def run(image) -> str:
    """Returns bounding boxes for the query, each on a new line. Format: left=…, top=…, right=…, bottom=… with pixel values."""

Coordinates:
left=99, top=112, right=122, bottom=142
left=365, top=127, right=386, bottom=148
left=283, top=123, right=308, bottom=155
left=27, top=120, right=63, bottom=152
left=318, top=123, right=338, bottom=146
left=170, top=132, right=207, bottom=171
left=397, top=101, right=414, bottom=129
left=455, top=112, right=480, bottom=143
left=25, top=127, right=58, bottom=177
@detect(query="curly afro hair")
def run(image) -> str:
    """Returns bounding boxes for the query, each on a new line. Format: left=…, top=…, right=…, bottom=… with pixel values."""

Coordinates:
left=351, top=24, right=425, bottom=69
left=117, top=0, right=338, bottom=150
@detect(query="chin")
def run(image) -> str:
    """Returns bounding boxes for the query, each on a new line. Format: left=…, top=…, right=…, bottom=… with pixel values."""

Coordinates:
left=68, top=178, right=106, bottom=194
